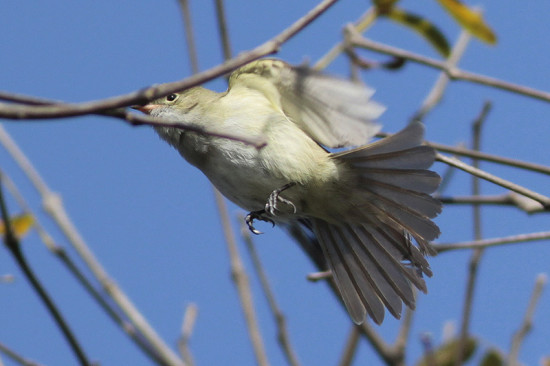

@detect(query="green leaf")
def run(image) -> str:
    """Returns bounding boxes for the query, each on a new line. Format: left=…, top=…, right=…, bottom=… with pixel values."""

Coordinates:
left=373, top=0, right=401, bottom=14
left=480, top=348, right=505, bottom=366
left=416, top=337, right=477, bottom=366
left=385, top=7, right=451, bottom=57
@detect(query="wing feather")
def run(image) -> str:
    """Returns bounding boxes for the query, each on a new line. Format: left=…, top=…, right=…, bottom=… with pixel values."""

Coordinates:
left=228, top=59, right=384, bottom=148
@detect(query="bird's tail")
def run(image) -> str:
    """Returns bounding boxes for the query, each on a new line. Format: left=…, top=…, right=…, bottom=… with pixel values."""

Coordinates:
left=314, top=121, right=441, bottom=324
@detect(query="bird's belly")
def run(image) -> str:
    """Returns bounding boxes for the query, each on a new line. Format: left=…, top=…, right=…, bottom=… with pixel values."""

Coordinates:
left=201, top=150, right=293, bottom=212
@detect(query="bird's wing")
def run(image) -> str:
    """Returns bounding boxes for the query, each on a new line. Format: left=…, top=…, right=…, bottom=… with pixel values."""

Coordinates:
left=228, top=59, right=385, bottom=148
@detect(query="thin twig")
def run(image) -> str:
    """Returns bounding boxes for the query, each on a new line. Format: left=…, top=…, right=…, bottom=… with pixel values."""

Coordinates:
left=241, top=223, right=301, bottom=366
left=358, top=322, right=396, bottom=364
left=378, top=129, right=550, bottom=177
left=413, top=31, right=471, bottom=121
left=0, top=179, right=91, bottom=366
left=437, top=192, right=544, bottom=214
left=338, top=325, right=361, bottom=366
left=314, top=7, right=377, bottom=70
left=214, top=0, right=232, bottom=61
left=435, top=143, right=465, bottom=195
left=345, top=27, right=550, bottom=103
left=434, top=230, right=550, bottom=253
left=178, top=0, right=200, bottom=75
left=428, top=142, right=550, bottom=176
left=0, top=94, right=267, bottom=149
left=214, top=193, right=270, bottom=366
left=0, top=170, right=166, bottom=365
left=0, top=341, right=44, bottom=366
left=178, top=303, right=198, bottom=366
left=435, top=153, right=550, bottom=208
left=508, top=274, right=547, bottom=364
left=393, top=306, right=414, bottom=358
left=0, top=0, right=339, bottom=120
left=455, top=101, right=490, bottom=365
left=0, top=126, right=184, bottom=366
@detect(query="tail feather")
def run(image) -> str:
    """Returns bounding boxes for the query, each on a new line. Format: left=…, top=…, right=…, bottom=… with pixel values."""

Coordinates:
left=347, top=227, right=414, bottom=310
left=358, top=177, right=441, bottom=218
left=316, top=223, right=384, bottom=323
left=359, top=169, right=440, bottom=194
left=314, top=220, right=430, bottom=324
left=311, top=122, right=441, bottom=324
left=364, top=193, right=440, bottom=241
left=374, top=224, right=433, bottom=276
left=336, top=121, right=424, bottom=157
left=343, top=146, right=436, bottom=170
left=338, top=226, right=405, bottom=318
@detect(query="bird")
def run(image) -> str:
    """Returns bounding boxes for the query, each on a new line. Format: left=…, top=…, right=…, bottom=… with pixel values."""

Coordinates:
left=132, top=58, right=442, bottom=325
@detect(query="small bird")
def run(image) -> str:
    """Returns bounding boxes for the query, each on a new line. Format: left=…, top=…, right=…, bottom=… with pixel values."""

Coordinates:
left=133, top=59, right=441, bottom=325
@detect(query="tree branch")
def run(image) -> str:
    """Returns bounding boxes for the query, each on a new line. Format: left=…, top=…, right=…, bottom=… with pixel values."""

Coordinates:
left=0, top=0, right=339, bottom=120
left=508, top=274, right=547, bottom=364
left=434, top=230, right=550, bottom=253
left=0, top=178, right=91, bottom=366
left=345, top=27, right=550, bottom=103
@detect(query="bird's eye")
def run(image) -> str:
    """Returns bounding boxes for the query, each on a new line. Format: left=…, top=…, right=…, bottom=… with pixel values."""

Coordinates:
left=166, top=94, right=178, bottom=102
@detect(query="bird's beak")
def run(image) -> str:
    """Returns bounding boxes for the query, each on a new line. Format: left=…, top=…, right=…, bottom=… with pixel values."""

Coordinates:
left=131, top=104, right=160, bottom=115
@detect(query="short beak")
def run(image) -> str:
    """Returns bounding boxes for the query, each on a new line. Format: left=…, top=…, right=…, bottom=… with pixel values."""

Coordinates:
left=131, top=104, right=160, bottom=114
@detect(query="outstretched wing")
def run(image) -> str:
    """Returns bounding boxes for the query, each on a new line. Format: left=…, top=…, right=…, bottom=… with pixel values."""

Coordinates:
left=228, top=59, right=385, bottom=148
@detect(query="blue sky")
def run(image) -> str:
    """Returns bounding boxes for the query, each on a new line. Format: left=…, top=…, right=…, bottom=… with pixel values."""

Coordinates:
left=1, top=1, right=550, bottom=365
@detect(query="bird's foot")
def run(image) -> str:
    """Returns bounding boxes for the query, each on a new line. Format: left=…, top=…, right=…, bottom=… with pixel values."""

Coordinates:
left=266, top=182, right=297, bottom=216
left=245, top=209, right=274, bottom=235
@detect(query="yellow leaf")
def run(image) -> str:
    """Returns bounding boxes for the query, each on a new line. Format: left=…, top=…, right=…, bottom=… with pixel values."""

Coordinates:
left=386, top=7, right=451, bottom=57
left=0, top=213, right=34, bottom=239
left=437, top=0, right=497, bottom=44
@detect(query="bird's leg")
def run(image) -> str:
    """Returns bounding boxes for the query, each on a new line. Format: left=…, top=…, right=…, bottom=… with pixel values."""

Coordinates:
left=245, top=182, right=297, bottom=235
left=266, top=182, right=297, bottom=215
left=245, top=209, right=274, bottom=235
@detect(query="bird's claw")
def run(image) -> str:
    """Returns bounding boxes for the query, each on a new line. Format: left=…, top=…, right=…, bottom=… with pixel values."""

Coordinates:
left=245, top=183, right=297, bottom=235
left=265, top=182, right=297, bottom=215
left=245, top=210, right=275, bottom=235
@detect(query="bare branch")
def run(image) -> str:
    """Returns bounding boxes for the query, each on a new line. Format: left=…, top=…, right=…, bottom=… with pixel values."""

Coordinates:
left=0, top=0, right=339, bottom=120
left=434, top=230, right=550, bottom=253
left=177, top=0, right=200, bottom=75
left=436, top=153, right=550, bottom=208
left=437, top=192, right=545, bottom=214
left=428, top=142, right=550, bottom=176
left=345, top=27, right=550, bottom=103
left=178, top=303, right=199, bottom=366
left=338, top=325, right=361, bottom=366
left=508, top=274, right=547, bottom=364
left=375, top=130, right=550, bottom=177
left=213, top=193, right=269, bottom=366
left=0, top=126, right=184, bottom=366
left=0, top=179, right=91, bottom=366
left=0, top=93, right=267, bottom=149
left=214, top=0, right=233, bottom=61
left=241, top=223, right=301, bottom=366
left=393, top=306, right=414, bottom=358
left=0, top=341, right=44, bottom=366
left=455, top=101, right=489, bottom=365
left=314, top=7, right=377, bottom=70
left=413, top=31, right=471, bottom=121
